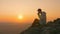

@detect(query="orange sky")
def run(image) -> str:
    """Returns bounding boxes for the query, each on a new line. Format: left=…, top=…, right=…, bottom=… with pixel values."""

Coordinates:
left=0, top=0, right=60, bottom=23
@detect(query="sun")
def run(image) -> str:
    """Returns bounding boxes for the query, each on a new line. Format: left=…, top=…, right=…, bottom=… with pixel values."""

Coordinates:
left=18, top=15, right=23, bottom=19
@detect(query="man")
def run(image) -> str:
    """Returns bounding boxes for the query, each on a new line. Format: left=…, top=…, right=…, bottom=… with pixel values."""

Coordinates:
left=37, top=9, right=46, bottom=25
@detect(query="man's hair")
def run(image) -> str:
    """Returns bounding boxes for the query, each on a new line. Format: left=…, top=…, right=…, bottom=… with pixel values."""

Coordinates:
left=37, top=8, right=42, bottom=13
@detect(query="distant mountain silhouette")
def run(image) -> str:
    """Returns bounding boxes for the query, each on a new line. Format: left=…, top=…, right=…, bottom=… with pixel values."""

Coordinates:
left=20, top=18, right=60, bottom=34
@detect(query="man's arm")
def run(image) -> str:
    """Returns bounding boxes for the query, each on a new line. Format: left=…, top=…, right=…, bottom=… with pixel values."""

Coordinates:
left=37, top=13, right=41, bottom=18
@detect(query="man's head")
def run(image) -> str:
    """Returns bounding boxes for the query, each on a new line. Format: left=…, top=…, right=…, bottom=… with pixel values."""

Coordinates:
left=37, top=8, right=42, bottom=13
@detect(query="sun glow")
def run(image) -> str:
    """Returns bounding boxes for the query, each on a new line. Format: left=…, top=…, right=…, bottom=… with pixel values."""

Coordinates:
left=18, top=15, right=23, bottom=19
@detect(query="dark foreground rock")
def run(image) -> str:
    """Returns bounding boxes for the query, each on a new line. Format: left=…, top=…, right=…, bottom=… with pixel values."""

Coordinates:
left=20, top=18, right=60, bottom=34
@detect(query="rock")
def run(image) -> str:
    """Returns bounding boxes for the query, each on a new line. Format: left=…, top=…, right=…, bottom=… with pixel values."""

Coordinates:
left=20, top=18, right=60, bottom=34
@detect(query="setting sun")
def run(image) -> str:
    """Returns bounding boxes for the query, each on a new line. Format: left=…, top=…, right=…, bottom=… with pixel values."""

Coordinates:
left=18, top=15, right=23, bottom=19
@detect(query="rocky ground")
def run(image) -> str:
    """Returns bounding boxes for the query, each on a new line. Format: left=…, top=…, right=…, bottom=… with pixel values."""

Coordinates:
left=20, top=18, right=60, bottom=34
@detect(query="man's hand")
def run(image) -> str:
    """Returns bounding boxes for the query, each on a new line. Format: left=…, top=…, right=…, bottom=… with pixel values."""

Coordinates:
left=37, top=13, right=40, bottom=18
left=38, top=13, right=40, bottom=16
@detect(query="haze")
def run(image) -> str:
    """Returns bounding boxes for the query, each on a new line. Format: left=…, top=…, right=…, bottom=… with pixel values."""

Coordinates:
left=0, top=0, right=60, bottom=34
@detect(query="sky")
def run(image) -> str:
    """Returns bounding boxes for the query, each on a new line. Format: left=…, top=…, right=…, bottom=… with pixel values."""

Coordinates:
left=0, top=0, right=60, bottom=23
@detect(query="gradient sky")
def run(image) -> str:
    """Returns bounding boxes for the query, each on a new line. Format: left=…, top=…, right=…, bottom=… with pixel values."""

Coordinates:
left=0, top=0, right=60, bottom=23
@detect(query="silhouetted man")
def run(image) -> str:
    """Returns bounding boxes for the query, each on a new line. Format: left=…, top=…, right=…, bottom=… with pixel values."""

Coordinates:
left=37, top=9, right=46, bottom=25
